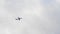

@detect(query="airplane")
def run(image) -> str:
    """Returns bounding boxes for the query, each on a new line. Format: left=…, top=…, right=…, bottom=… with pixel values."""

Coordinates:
left=16, top=17, right=22, bottom=21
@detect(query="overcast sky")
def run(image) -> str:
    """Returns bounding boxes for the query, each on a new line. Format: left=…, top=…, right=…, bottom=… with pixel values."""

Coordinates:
left=0, top=0, right=60, bottom=34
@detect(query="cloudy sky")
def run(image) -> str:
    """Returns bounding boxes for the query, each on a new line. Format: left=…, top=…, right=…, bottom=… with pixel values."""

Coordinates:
left=0, top=0, right=60, bottom=34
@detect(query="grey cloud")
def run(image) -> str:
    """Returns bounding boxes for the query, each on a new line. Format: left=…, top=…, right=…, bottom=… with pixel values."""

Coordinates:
left=0, top=0, right=60, bottom=34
